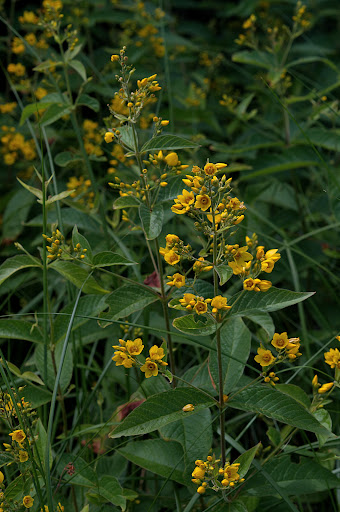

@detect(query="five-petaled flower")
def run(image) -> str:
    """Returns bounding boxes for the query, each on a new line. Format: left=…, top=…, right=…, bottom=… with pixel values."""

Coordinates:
left=23, top=496, right=34, bottom=508
left=140, top=358, right=159, bottom=378
left=271, top=332, right=289, bottom=350
left=9, top=429, right=26, bottom=445
left=254, top=347, right=276, bottom=367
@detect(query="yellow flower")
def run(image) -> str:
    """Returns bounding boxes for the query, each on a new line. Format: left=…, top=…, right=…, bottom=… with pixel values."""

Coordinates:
left=254, top=347, right=276, bottom=367
left=324, top=348, right=340, bottom=369
left=111, top=54, right=119, bottom=61
left=179, top=293, right=196, bottom=308
left=182, top=403, right=194, bottom=412
left=197, top=485, right=206, bottom=494
left=243, top=278, right=261, bottom=291
left=228, top=261, right=245, bottom=275
left=192, top=466, right=205, bottom=480
left=149, top=345, right=165, bottom=360
left=126, top=338, right=144, bottom=356
left=12, top=37, right=25, bottom=54
left=104, top=132, right=115, bottom=143
left=257, top=280, right=272, bottom=292
left=166, top=273, right=185, bottom=288
left=211, top=295, right=230, bottom=313
left=23, top=496, right=34, bottom=508
left=233, top=246, right=253, bottom=267
left=261, top=259, right=275, bottom=273
left=164, top=250, right=180, bottom=265
left=165, top=152, right=179, bottom=166
left=224, top=463, right=241, bottom=481
left=204, top=162, right=217, bottom=175
left=112, top=351, right=133, bottom=368
left=9, top=429, right=26, bottom=444
left=0, top=471, right=4, bottom=484
left=35, top=87, right=48, bottom=100
left=194, top=300, right=208, bottom=315
left=195, top=194, right=211, bottom=211
left=141, top=358, right=159, bottom=378
left=19, top=450, right=29, bottom=462
left=265, top=249, right=281, bottom=262
left=165, top=234, right=179, bottom=245
left=318, top=382, right=334, bottom=394
left=177, top=189, right=195, bottom=206
left=271, top=332, right=289, bottom=350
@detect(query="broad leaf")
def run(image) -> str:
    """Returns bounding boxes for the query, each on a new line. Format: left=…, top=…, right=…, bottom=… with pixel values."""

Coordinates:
left=229, top=287, right=314, bottom=317
left=313, top=409, right=332, bottom=448
left=55, top=151, right=82, bottom=167
left=141, top=135, right=200, bottom=153
left=89, top=475, right=130, bottom=510
left=209, top=318, right=251, bottom=394
left=228, top=385, right=331, bottom=436
left=93, top=251, right=137, bottom=267
left=72, top=225, right=93, bottom=261
left=110, top=388, right=215, bottom=438
left=35, top=418, right=52, bottom=470
left=173, top=314, right=217, bottom=336
left=101, top=284, right=158, bottom=321
left=69, top=59, right=87, bottom=81
left=244, top=455, right=340, bottom=496
left=6, top=361, right=44, bottom=385
left=51, top=260, right=109, bottom=294
left=232, top=50, right=275, bottom=69
left=57, top=454, right=97, bottom=487
left=4, top=475, right=24, bottom=500
left=275, top=384, right=311, bottom=409
left=0, top=320, right=43, bottom=344
left=160, top=408, right=212, bottom=471
left=118, top=440, right=186, bottom=484
left=234, top=443, right=261, bottom=478
left=244, top=311, right=275, bottom=339
left=215, top=263, right=233, bottom=285
left=76, top=93, right=100, bottom=112
left=40, top=103, right=72, bottom=126
left=35, top=343, right=73, bottom=392
left=112, top=195, right=141, bottom=209
left=19, top=102, right=55, bottom=125
left=139, top=203, right=164, bottom=240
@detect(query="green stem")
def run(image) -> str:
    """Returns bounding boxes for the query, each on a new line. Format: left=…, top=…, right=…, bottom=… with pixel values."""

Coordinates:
left=213, top=223, right=226, bottom=464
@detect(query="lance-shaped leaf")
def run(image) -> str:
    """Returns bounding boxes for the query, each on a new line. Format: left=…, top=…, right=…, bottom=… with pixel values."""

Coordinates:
left=234, top=442, right=261, bottom=478
left=139, top=203, right=164, bottom=240
left=0, top=320, right=43, bottom=344
left=92, top=251, right=137, bottom=268
left=110, top=388, right=215, bottom=438
left=118, top=439, right=186, bottom=484
left=141, top=135, right=200, bottom=154
left=244, top=455, right=340, bottom=496
left=112, top=195, right=141, bottom=209
left=173, top=314, right=217, bottom=336
left=209, top=317, right=251, bottom=394
left=228, top=385, right=331, bottom=436
left=51, top=260, right=109, bottom=294
left=215, top=263, right=233, bottom=285
left=101, top=284, right=158, bottom=321
left=229, top=287, right=314, bottom=317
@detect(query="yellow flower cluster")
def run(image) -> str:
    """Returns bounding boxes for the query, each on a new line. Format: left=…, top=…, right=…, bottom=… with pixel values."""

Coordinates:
left=66, top=176, right=95, bottom=208
left=254, top=333, right=302, bottom=369
left=192, top=455, right=244, bottom=494
left=7, top=62, right=26, bottom=77
left=144, top=150, right=188, bottom=174
left=42, top=229, right=87, bottom=261
left=324, top=347, right=340, bottom=370
left=0, top=103, right=17, bottom=114
left=179, top=293, right=231, bottom=317
left=159, top=234, right=192, bottom=267
left=112, top=339, right=168, bottom=378
left=0, top=126, right=36, bottom=165
left=83, top=119, right=103, bottom=157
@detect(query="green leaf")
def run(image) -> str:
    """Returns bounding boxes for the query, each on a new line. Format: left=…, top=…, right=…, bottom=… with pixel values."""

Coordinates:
left=313, top=409, right=332, bottom=447
left=57, top=454, right=97, bottom=488
left=228, top=385, right=331, bottom=436
left=0, top=320, right=43, bottom=343
left=0, top=255, right=41, bottom=286
left=51, top=260, right=109, bottom=294
left=173, top=314, right=217, bottom=336
left=110, top=388, right=215, bottom=438
left=118, top=440, right=186, bottom=484
left=92, top=251, right=137, bottom=267
left=244, top=312, right=275, bottom=339
left=244, top=455, right=340, bottom=496
left=179, top=363, right=216, bottom=395
left=35, top=343, right=73, bottom=392
left=3, top=188, right=35, bottom=239
left=19, top=102, right=55, bottom=125
left=35, top=418, right=52, bottom=470
left=229, top=287, right=314, bottom=317
left=4, top=475, right=24, bottom=500
left=33, top=60, right=62, bottom=72
left=101, top=284, right=157, bottom=321
left=160, top=408, right=212, bottom=470
left=112, top=195, right=141, bottom=209
left=17, top=177, right=42, bottom=200
left=40, top=189, right=76, bottom=205
left=65, top=43, right=83, bottom=61
left=232, top=50, right=275, bottom=69
left=6, top=361, right=44, bottom=385
left=215, top=264, right=233, bottom=285
left=18, top=386, right=52, bottom=407
left=76, top=93, right=100, bottom=112
left=55, top=151, right=82, bottom=167
left=294, top=127, right=340, bottom=151
left=275, top=384, right=311, bottom=409
left=119, top=125, right=136, bottom=151
left=72, top=225, right=93, bottom=261
left=40, top=103, right=71, bottom=126
left=234, top=443, right=261, bottom=478
left=209, top=318, right=251, bottom=394
left=139, top=203, right=164, bottom=240
left=69, top=59, right=87, bottom=81
left=92, top=476, right=129, bottom=510
left=140, top=135, right=200, bottom=154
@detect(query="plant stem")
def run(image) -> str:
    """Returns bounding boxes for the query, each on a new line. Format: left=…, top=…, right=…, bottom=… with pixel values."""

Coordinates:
left=212, top=224, right=226, bottom=464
